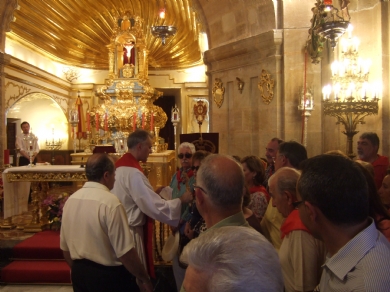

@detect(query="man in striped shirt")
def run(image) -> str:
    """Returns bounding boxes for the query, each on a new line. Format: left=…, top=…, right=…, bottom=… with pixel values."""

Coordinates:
left=296, top=154, right=390, bottom=292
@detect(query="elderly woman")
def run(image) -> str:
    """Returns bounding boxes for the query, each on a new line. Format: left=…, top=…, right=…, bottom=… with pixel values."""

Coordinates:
left=241, top=155, right=270, bottom=221
left=169, top=142, right=196, bottom=292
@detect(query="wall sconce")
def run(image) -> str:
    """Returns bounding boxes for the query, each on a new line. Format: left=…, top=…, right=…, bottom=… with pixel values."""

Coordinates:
left=236, top=77, right=244, bottom=94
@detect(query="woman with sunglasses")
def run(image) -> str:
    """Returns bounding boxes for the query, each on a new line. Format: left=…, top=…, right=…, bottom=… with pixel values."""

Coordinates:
left=169, top=142, right=196, bottom=292
left=241, top=155, right=270, bottom=222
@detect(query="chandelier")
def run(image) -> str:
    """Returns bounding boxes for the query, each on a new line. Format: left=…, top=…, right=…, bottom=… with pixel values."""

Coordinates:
left=322, top=27, right=379, bottom=158
left=306, top=0, right=350, bottom=63
left=151, top=1, right=177, bottom=45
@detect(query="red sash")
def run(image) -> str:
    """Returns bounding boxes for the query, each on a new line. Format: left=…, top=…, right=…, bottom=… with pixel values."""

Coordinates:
left=280, top=209, right=310, bottom=239
left=116, top=153, right=155, bottom=278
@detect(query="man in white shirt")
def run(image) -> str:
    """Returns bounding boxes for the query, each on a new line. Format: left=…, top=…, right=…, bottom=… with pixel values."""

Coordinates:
left=15, top=121, right=39, bottom=166
left=60, top=153, right=152, bottom=292
left=297, top=154, right=390, bottom=291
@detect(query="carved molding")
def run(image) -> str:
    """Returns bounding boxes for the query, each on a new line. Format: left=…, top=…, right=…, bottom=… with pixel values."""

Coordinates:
left=5, top=172, right=87, bottom=183
left=5, top=81, right=31, bottom=108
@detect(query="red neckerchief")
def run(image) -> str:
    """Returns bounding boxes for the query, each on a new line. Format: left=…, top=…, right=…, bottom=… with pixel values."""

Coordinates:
left=176, top=167, right=194, bottom=190
left=115, top=153, right=143, bottom=172
left=280, top=209, right=310, bottom=239
left=115, top=152, right=155, bottom=279
left=250, top=185, right=271, bottom=202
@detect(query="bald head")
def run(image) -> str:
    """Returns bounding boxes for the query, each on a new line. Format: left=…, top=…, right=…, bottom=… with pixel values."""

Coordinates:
left=269, top=167, right=300, bottom=198
left=86, top=153, right=115, bottom=182
left=197, top=154, right=244, bottom=207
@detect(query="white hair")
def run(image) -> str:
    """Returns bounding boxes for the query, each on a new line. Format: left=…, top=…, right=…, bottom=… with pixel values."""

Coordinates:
left=178, top=142, right=196, bottom=154
left=181, top=226, right=284, bottom=292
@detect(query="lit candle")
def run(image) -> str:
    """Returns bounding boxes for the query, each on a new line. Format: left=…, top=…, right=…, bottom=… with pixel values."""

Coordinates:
left=133, top=113, right=136, bottom=132
left=324, top=0, right=332, bottom=5
left=150, top=112, right=154, bottom=131
left=142, top=113, right=145, bottom=129
left=4, top=149, right=9, bottom=165
left=86, top=110, right=91, bottom=132
left=95, top=113, right=99, bottom=131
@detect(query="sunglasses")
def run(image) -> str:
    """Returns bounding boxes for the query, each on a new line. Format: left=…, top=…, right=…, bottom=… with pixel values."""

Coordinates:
left=191, top=166, right=200, bottom=171
left=178, top=153, right=192, bottom=159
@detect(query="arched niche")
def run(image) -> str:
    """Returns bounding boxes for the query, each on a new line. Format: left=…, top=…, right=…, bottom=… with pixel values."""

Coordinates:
left=7, top=93, right=69, bottom=150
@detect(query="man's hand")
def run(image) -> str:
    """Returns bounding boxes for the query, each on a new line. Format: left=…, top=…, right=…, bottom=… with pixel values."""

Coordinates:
left=155, top=186, right=165, bottom=194
left=179, top=190, right=193, bottom=204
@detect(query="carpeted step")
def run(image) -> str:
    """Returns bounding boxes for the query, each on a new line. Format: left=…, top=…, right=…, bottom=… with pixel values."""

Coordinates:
left=1, top=260, right=71, bottom=284
left=12, top=230, right=63, bottom=260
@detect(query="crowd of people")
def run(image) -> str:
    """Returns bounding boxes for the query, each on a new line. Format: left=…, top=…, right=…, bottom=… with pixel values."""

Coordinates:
left=60, top=130, right=390, bottom=292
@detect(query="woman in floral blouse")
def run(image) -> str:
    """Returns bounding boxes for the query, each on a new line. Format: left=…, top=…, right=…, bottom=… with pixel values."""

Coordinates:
left=241, top=155, right=270, bottom=222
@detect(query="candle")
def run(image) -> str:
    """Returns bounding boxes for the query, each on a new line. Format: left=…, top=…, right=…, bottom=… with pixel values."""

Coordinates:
left=324, top=0, right=332, bottom=5
left=142, top=113, right=145, bottom=129
left=104, top=113, right=108, bottom=131
left=86, top=110, right=91, bottom=132
left=95, top=113, right=99, bottom=131
left=133, top=113, right=136, bottom=132
left=4, top=149, right=9, bottom=165
left=150, top=112, right=154, bottom=131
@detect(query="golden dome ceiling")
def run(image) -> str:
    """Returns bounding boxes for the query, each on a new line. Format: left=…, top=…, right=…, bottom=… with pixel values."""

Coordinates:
left=7, top=0, right=205, bottom=70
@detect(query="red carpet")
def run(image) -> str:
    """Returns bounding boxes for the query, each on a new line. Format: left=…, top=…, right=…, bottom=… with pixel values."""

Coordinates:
left=1, top=230, right=71, bottom=284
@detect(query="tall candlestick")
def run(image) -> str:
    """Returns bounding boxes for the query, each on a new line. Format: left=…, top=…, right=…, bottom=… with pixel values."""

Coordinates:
left=87, top=110, right=91, bottom=131
left=95, top=113, right=99, bottom=131
left=4, top=149, right=9, bottom=165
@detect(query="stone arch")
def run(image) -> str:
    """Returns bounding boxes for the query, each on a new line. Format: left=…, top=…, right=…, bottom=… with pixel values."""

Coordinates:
left=7, top=92, right=70, bottom=150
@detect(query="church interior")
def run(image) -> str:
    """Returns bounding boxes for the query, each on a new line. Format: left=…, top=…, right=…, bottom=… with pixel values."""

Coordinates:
left=0, top=0, right=389, bottom=290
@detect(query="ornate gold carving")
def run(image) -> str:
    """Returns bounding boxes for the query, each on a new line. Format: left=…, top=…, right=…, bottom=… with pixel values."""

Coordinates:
left=156, top=166, right=162, bottom=186
left=5, top=82, right=31, bottom=107
left=122, top=64, right=135, bottom=78
left=62, top=67, right=81, bottom=83
left=258, top=70, right=275, bottom=105
left=6, top=172, right=87, bottom=183
left=212, top=78, right=225, bottom=108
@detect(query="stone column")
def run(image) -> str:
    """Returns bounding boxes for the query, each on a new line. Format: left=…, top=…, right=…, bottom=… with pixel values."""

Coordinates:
left=0, top=0, right=18, bottom=167
left=0, top=53, right=11, bottom=167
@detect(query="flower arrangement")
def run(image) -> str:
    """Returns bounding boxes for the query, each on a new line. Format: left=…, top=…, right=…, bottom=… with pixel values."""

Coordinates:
left=41, top=192, right=69, bottom=230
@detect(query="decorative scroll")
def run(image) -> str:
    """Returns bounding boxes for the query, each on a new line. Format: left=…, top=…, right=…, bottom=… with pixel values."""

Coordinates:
left=212, top=78, right=225, bottom=108
left=258, top=70, right=275, bottom=105
left=5, top=82, right=31, bottom=108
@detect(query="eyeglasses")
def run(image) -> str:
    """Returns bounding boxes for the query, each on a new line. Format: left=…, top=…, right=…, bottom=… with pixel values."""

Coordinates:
left=178, top=153, right=192, bottom=159
left=191, top=166, right=200, bottom=171
left=292, top=200, right=304, bottom=209
left=193, top=184, right=207, bottom=195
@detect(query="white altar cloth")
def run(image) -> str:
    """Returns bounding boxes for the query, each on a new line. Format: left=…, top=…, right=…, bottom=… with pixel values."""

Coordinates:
left=2, top=165, right=86, bottom=218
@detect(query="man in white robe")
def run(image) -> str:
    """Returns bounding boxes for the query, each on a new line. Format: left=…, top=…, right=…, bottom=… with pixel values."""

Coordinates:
left=112, top=129, right=192, bottom=278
